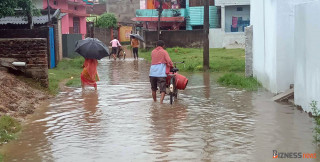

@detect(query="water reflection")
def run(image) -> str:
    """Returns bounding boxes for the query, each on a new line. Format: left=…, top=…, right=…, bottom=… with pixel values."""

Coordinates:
left=203, top=72, right=210, bottom=99
left=82, top=91, right=99, bottom=123
left=150, top=102, right=187, bottom=153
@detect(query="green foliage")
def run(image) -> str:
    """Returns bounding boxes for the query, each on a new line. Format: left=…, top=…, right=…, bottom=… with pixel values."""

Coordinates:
left=218, top=73, right=261, bottom=91
left=0, top=0, right=17, bottom=18
left=311, top=101, right=320, bottom=144
left=0, top=116, right=21, bottom=144
left=48, top=57, right=84, bottom=94
left=96, top=12, right=117, bottom=29
left=0, top=0, right=39, bottom=28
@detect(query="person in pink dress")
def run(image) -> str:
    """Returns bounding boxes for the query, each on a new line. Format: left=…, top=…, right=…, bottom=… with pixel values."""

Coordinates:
left=110, top=37, right=121, bottom=60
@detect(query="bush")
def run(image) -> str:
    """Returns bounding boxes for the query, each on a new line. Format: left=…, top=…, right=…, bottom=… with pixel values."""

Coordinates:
left=96, top=12, right=117, bottom=29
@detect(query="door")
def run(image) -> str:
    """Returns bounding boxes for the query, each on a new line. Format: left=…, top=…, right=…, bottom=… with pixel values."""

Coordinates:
left=49, top=27, right=56, bottom=68
left=73, top=17, right=80, bottom=34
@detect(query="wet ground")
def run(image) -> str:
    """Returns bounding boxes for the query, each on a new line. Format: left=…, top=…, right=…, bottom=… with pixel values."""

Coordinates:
left=1, top=59, right=319, bottom=162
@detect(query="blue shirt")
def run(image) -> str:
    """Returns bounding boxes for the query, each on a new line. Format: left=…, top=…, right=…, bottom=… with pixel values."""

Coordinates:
left=149, top=64, right=167, bottom=77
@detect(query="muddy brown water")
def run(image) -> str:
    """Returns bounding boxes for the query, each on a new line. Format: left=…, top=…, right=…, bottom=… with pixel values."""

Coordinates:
left=1, top=59, right=319, bottom=162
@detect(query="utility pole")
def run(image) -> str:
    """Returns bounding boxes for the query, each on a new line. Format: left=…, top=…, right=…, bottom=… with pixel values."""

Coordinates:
left=203, top=0, right=210, bottom=71
left=157, top=0, right=163, bottom=40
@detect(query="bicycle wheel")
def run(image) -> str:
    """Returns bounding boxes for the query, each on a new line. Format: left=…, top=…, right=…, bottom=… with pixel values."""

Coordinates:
left=170, top=77, right=175, bottom=104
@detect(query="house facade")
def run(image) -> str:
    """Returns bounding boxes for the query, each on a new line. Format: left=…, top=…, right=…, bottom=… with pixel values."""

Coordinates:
left=132, top=0, right=187, bottom=31
left=34, top=0, right=92, bottom=38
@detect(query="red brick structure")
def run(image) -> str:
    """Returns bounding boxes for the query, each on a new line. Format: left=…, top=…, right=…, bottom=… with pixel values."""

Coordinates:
left=0, top=38, right=48, bottom=87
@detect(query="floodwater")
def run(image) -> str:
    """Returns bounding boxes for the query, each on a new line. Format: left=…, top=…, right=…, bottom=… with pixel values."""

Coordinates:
left=1, top=59, right=319, bottom=162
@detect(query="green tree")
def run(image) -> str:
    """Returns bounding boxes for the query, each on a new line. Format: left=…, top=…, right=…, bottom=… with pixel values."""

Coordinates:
left=0, top=0, right=40, bottom=29
left=96, top=12, right=118, bottom=29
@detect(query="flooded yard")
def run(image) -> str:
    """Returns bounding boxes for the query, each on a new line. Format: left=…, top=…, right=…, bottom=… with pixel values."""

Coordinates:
left=1, top=59, right=319, bottom=162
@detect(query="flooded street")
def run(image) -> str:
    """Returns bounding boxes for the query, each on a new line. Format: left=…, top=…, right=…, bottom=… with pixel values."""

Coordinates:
left=1, top=59, right=319, bottom=162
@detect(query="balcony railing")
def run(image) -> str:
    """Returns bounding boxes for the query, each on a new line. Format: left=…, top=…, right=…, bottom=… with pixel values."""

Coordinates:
left=136, top=9, right=186, bottom=17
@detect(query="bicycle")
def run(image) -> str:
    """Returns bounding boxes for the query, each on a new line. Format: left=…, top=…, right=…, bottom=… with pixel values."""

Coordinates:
left=117, top=46, right=126, bottom=60
left=168, top=61, right=185, bottom=104
left=109, top=46, right=126, bottom=60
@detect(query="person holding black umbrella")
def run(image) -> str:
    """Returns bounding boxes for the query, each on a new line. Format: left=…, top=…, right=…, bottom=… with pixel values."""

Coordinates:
left=74, top=37, right=109, bottom=90
left=81, top=59, right=100, bottom=90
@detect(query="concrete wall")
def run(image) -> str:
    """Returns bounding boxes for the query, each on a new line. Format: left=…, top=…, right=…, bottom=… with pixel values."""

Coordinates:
left=216, top=0, right=250, bottom=6
left=225, top=5, right=250, bottom=32
left=106, top=0, right=140, bottom=23
left=144, top=30, right=204, bottom=48
left=251, top=0, right=313, bottom=94
left=294, top=1, right=320, bottom=112
left=245, top=25, right=253, bottom=77
left=0, top=38, right=48, bottom=87
left=209, top=28, right=245, bottom=48
left=93, top=27, right=112, bottom=46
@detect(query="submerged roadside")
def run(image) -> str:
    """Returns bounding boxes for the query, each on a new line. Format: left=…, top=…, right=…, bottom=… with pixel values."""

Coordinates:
left=0, top=57, right=85, bottom=160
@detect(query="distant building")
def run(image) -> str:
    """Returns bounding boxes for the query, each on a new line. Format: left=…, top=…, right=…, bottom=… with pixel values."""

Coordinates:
left=33, top=0, right=93, bottom=38
left=209, top=0, right=250, bottom=49
left=215, top=0, right=250, bottom=32
left=106, top=0, right=140, bottom=24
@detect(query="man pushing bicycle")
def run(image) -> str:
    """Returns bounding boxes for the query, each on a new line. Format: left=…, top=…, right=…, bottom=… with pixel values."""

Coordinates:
left=149, top=40, right=173, bottom=104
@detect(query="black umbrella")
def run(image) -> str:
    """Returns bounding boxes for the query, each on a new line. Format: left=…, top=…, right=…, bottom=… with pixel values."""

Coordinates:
left=130, top=34, right=144, bottom=42
left=75, top=38, right=110, bottom=60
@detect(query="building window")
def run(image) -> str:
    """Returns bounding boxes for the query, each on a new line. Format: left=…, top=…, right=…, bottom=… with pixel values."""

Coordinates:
left=237, top=7, right=243, bottom=11
left=74, top=6, right=78, bottom=10
left=54, top=0, right=58, bottom=5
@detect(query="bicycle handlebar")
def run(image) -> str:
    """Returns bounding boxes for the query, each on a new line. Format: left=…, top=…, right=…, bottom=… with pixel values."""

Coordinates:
left=173, top=61, right=185, bottom=64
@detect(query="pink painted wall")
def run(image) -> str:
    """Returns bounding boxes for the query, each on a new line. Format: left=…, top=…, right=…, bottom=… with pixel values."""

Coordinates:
left=43, top=0, right=88, bottom=37
left=61, top=15, right=70, bottom=34
left=80, top=17, right=87, bottom=38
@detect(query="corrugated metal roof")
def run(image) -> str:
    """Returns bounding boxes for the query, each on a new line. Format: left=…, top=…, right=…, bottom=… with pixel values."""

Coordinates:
left=187, top=6, right=220, bottom=28
left=0, top=15, right=54, bottom=25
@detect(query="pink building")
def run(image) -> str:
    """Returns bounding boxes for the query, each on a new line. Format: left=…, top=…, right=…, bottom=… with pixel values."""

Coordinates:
left=42, top=0, right=91, bottom=38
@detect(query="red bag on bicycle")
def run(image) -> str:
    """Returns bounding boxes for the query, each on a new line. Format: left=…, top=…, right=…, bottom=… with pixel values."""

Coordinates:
left=166, top=73, right=188, bottom=90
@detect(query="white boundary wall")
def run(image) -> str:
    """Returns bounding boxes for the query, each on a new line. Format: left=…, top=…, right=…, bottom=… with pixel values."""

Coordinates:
left=294, top=1, right=320, bottom=112
left=251, top=0, right=317, bottom=93
left=251, top=0, right=319, bottom=112
left=209, top=29, right=245, bottom=49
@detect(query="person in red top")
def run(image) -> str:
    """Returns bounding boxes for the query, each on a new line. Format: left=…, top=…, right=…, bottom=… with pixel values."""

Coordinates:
left=149, top=40, right=173, bottom=104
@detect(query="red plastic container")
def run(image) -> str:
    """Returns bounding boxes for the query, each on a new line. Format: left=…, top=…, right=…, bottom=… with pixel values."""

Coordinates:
left=166, top=73, right=188, bottom=90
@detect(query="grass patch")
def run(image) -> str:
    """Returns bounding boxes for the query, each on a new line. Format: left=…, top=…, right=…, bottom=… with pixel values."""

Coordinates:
left=0, top=154, right=3, bottom=162
left=139, top=47, right=245, bottom=72
left=218, top=73, right=261, bottom=91
left=139, top=47, right=259, bottom=90
left=0, top=116, right=21, bottom=144
left=48, top=57, right=84, bottom=94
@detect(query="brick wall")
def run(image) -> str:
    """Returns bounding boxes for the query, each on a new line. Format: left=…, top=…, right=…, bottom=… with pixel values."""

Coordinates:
left=94, top=27, right=112, bottom=47
left=144, top=30, right=204, bottom=48
left=0, top=28, right=48, bottom=38
left=0, top=38, right=48, bottom=87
